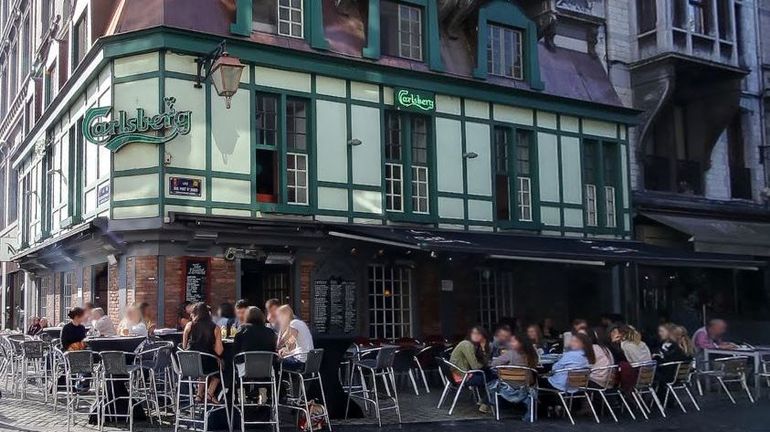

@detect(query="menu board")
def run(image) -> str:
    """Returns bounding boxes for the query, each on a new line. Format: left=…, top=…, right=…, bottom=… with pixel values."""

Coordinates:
left=185, top=259, right=208, bottom=303
left=313, top=278, right=356, bottom=334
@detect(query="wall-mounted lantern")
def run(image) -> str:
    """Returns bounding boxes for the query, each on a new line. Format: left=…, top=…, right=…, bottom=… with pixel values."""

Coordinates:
left=194, top=41, right=245, bottom=109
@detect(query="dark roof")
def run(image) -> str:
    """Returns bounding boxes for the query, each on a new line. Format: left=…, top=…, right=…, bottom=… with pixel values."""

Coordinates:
left=104, top=0, right=625, bottom=108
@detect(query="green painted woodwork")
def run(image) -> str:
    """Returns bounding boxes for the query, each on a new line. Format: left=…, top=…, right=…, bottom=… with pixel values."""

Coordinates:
left=363, top=0, right=444, bottom=71
left=473, top=0, right=544, bottom=90
left=230, top=0, right=328, bottom=49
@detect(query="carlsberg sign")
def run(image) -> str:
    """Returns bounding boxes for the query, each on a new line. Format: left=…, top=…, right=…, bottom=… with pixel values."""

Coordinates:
left=83, top=97, right=191, bottom=152
left=394, top=88, right=435, bottom=113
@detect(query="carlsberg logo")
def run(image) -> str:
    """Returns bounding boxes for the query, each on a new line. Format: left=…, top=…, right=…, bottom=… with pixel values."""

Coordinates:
left=396, top=89, right=435, bottom=111
left=83, top=97, right=192, bottom=152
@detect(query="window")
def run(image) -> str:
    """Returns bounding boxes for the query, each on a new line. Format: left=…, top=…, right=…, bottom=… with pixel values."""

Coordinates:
left=8, top=43, right=17, bottom=100
left=7, top=162, right=16, bottom=224
left=583, top=139, right=621, bottom=230
left=603, top=143, right=618, bottom=228
left=384, top=111, right=431, bottom=215
left=583, top=140, right=598, bottom=227
left=381, top=1, right=423, bottom=61
left=20, top=16, right=29, bottom=77
left=38, top=276, right=50, bottom=320
left=48, top=134, right=69, bottom=233
left=636, top=0, right=656, bottom=33
left=44, top=62, right=56, bottom=107
left=20, top=160, right=41, bottom=245
left=61, top=271, right=74, bottom=320
left=278, top=0, right=303, bottom=38
left=262, top=272, right=291, bottom=304
left=0, top=158, right=6, bottom=231
left=494, top=126, right=534, bottom=222
left=82, top=120, right=110, bottom=215
left=73, top=15, right=88, bottom=68
left=368, top=264, right=412, bottom=339
left=477, top=269, right=514, bottom=331
left=487, top=24, right=523, bottom=80
left=255, top=93, right=311, bottom=206
left=252, top=0, right=278, bottom=32
left=689, top=0, right=712, bottom=35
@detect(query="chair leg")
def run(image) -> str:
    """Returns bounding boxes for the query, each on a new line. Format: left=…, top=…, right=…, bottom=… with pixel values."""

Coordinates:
left=741, top=376, right=756, bottom=404
left=448, top=376, right=468, bottom=415
left=684, top=384, right=701, bottom=411
left=717, top=378, right=737, bottom=404
left=599, top=391, right=618, bottom=422
left=584, top=392, right=600, bottom=424
left=648, top=387, right=666, bottom=417
left=494, top=392, right=500, bottom=421
left=345, top=365, right=355, bottom=420
left=318, top=375, right=333, bottom=431
left=669, top=385, right=687, bottom=413
left=631, top=391, right=649, bottom=420
left=558, top=393, right=575, bottom=425
left=371, top=370, right=382, bottom=428
left=416, top=361, right=430, bottom=393
left=437, top=381, right=451, bottom=409
left=617, top=391, right=636, bottom=421
left=407, top=369, right=419, bottom=396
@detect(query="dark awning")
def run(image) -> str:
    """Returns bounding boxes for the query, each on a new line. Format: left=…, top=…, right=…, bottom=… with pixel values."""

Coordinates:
left=640, top=212, right=770, bottom=257
left=327, top=225, right=765, bottom=270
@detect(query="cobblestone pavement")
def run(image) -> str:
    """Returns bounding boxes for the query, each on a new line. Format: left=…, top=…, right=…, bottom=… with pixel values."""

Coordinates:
left=0, top=387, right=767, bottom=432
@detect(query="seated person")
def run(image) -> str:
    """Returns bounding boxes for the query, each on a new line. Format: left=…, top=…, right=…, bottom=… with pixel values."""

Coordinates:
left=91, top=307, right=116, bottom=337
left=655, top=324, right=694, bottom=385
left=541, top=333, right=595, bottom=393
left=182, top=302, right=224, bottom=403
left=61, top=308, right=89, bottom=352
left=117, top=304, right=148, bottom=337
left=235, top=299, right=250, bottom=326
left=276, top=305, right=314, bottom=371
left=27, top=317, right=42, bottom=336
left=449, top=326, right=492, bottom=413
left=526, top=324, right=550, bottom=353
left=234, top=306, right=277, bottom=356
left=490, top=324, right=512, bottom=358
left=693, top=319, right=735, bottom=354
left=488, top=332, right=539, bottom=422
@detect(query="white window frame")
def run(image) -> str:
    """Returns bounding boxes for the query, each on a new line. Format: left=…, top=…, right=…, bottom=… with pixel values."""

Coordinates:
left=477, top=269, right=514, bottom=331
left=487, top=24, right=523, bottom=80
left=49, top=133, right=69, bottom=233
left=397, top=3, right=423, bottom=61
left=368, top=264, right=412, bottom=339
left=605, top=185, right=617, bottom=228
left=277, top=0, right=303, bottom=39
left=61, top=271, right=74, bottom=319
left=517, top=176, right=532, bottom=222
left=411, top=165, right=429, bottom=214
left=385, top=162, right=404, bottom=212
left=584, top=184, right=598, bottom=227
left=286, top=152, right=308, bottom=205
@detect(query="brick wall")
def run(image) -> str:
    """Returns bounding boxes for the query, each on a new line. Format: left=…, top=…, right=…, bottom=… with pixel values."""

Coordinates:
left=164, top=257, right=184, bottom=328
left=82, top=265, right=92, bottom=305
left=133, top=256, right=159, bottom=327
left=209, top=257, right=236, bottom=313
left=298, top=259, right=314, bottom=322
left=107, top=262, right=120, bottom=324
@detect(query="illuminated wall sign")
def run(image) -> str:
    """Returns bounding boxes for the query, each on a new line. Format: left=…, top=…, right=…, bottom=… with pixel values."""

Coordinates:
left=394, top=88, right=435, bottom=113
left=82, top=97, right=191, bottom=152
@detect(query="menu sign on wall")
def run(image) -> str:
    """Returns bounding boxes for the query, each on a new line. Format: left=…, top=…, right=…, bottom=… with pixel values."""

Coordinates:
left=313, top=278, right=357, bottom=334
left=185, top=259, right=208, bottom=303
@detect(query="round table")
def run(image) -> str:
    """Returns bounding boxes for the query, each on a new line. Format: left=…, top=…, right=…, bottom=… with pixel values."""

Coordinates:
left=86, top=336, right=147, bottom=353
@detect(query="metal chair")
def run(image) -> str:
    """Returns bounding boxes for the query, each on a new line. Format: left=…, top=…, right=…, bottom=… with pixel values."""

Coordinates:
left=232, top=351, right=280, bottom=432
left=699, top=356, right=755, bottom=404
left=759, top=355, right=770, bottom=397
left=492, top=365, right=538, bottom=422
left=100, top=351, right=140, bottom=431
left=62, top=350, right=102, bottom=432
left=628, top=361, right=665, bottom=419
left=5, top=337, right=24, bottom=396
left=585, top=364, right=636, bottom=422
left=282, top=349, right=332, bottom=431
left=659, top=360, right=701, bottom=413
left=174, top=350, right=231, bottom=432
left=20, top=339, right=49, bottom=401
left=135, top=342, right=174, bottom=420
left=436, top=357, right=490, bottom=416
left=346, top=346, right=400, bottom=427
left=414, top=344, right=443, bottom=392
left=392, top=346, right=421, bottom=395
left=538, top=366, right=599, bottom=425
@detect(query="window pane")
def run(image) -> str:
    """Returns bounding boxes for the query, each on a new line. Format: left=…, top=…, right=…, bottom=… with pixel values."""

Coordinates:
left=277, top=0, right=303, bottom=38
left=381, top=1, right=422, bottom=60
left=488, top=25, right=523, bottom=79
left=256, top=94, right=279, bottom=146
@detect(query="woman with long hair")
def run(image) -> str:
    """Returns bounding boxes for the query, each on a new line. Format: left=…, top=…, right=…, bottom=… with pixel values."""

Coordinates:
left=489, top=332, right=539, bottom=421
left=584, top=329, right=615, bottom=386
left=61, top=308, right=88, bottom=351
left=449, top=325, right=493, bottom=413
left=526, top=324, right=549, bottom=353
left=182, top=302, right=224, bottom=403
left=542, top=332, right=595, bottom=392
left=615, top=325, right=651, bottom=363
left=655, top=324, right=695, bottom=385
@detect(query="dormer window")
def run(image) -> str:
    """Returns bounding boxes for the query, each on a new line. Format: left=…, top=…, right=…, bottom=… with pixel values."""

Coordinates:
left=252, top=0, right=303, bottom=38
left=381, top=1, right=423, bottom=61
left=487, top=24, right=523, bottom=80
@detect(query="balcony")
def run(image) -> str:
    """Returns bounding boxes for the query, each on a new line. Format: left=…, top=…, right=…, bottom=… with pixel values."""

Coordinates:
left=635, top=0, right=742, bottom=68
left=644, top=155, right=703, bottom=195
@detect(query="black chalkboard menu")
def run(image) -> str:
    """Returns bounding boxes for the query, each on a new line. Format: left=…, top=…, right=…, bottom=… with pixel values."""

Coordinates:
left=185, top=259, right=208, bottom=303
left=313, top=278, right=356, bottom=334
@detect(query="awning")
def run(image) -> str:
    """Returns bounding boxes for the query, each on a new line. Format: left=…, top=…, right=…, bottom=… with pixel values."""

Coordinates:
left=641, top=212, right=770, bottom=257
left=327, top=225, right=765, bottom=270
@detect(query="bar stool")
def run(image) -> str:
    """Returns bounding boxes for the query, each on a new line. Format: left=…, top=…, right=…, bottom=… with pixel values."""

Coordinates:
left=281, top=349, right=332, bottom=431
left=174, top=350, right=231, bottom=432
left=232, top=351, right=280, bottom=432
left=62, top=350, right=102, bottom=432
left=135, top=342, right=174, bottom=421
left=20, top=339, right=49, bottom=401
left=346, top=345, right=400, bottom=427
left=100, top=351, right=140, bottom=431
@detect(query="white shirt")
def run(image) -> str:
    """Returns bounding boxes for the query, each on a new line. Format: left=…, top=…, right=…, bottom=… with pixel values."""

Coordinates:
left=286, top=319, right=314, bottom=362
left=92, top=316, right=116, bottom=337
left=118, top=319, right=148, bottom=337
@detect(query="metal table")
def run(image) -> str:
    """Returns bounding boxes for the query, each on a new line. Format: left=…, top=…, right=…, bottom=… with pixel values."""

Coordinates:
left=703, top=346, right=770, bottom=399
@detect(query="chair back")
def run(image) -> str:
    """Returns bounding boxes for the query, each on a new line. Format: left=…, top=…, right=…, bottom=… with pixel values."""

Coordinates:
left=21, top=340, right=45, bottom=359
left=101, top=351, right=130, bottom=376
left=374, top=346, right=397, bottom=369
left=392, top=346, right=418, bottom=371
left=416, top=344, right=442, bottom=368
left=633, top=361, right=657, bottom=388
left=564, top=367, right=592, bottom=392
left=302, top=349, right=324, bottom=374
left=64, top=350, right=96, bottom=375
left=236, top=351, right=278, bottom=379
left=496, top=365, right=536, bottom=388
left=715, top=356, right=750, bottom=377
left=9, top=338, right=24, bottom=356
left=673, top=361, right=694, bottom=383
left=176, top=350, right=205, bottom=377
left=590, top=364, right=620, bottom=389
